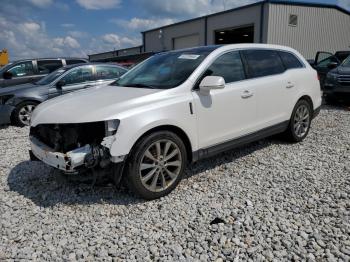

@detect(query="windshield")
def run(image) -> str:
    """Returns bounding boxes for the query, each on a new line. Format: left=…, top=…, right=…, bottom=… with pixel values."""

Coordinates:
left=113, top=47, right=217, bottom=89
left=342, top=56, right=350, bottom=67
left=35, top=68, right=69, bottom=85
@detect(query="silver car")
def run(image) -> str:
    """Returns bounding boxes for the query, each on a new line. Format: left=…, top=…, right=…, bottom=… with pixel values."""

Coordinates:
left=0, top=63, right=127, bottom=126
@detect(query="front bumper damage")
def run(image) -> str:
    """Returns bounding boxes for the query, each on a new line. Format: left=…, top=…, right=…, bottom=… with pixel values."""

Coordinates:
left=29, top=120, right=126, bottom=175
left=30, top=136, right=93, bottom=173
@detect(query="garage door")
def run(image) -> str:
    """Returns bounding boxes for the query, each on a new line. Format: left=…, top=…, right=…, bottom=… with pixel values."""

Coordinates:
left=173, top=34, right=200, bottom=50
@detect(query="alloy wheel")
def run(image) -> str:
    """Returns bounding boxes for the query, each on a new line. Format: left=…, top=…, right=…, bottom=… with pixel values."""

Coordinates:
left=293, top=104, right=310, bottom=138
left=18, top=104, right=36, bottom=126
left=139, top=139, right=182, bottom=193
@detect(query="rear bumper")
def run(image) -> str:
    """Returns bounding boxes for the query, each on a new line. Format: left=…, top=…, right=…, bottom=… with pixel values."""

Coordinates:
left=30, top=136, right=92, bottom=173
left=0, top=105, right=14, bottom=125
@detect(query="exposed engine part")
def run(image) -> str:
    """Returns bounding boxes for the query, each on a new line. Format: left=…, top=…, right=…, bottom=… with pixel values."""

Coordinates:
left=30, top=122, right=106, bottom=153
left=84, top=146, right=111, bottom=169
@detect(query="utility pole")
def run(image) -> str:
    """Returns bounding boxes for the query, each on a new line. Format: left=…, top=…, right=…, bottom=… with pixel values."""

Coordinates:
left=223, top=0, right=227, bottom=10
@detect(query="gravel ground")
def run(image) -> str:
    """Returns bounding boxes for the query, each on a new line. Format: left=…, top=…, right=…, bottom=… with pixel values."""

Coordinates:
left=0, top=105, right=349, bottom=261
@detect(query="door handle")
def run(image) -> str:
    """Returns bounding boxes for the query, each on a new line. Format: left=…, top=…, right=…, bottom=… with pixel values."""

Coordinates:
left=84, top=85, right=93, bottom=88
left=241, top=90, right=254, bottom=99
left=286, top=82, right=295, bottom=89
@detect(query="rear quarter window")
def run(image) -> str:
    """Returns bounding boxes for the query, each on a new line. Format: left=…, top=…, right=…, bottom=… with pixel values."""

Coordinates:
left=278, top=51, right=303, bottom=69
left=242, top=50, right=285, bottom=78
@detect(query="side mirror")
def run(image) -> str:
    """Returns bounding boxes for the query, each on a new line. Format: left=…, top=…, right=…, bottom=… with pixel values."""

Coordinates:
left=56, top=80, right=66, bottom=89
left=3, top=71, right=13, bottom=80
left=327, top=62, right=339, bottom=69
left=199, top=76, right=225, bottom=95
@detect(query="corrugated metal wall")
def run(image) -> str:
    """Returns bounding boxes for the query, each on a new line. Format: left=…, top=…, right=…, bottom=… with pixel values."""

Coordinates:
left=267, top=4, right=350, bottom=59
left=144, top=5, right=264, bottom=53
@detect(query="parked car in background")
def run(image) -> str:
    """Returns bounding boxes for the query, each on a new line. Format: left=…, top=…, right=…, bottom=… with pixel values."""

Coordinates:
left=0, top=63, right=127, bottom=126
left=29, top=44, right=322, bottom=199
left=323, top=55, right=350, bottom=103
left=0, top=58, right=89, bottom=88
left=311, top=51, right=350, bottom=87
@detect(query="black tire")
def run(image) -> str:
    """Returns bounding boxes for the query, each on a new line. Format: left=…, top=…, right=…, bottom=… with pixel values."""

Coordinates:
left=12, top=101, right=38, bottom=127
left=125, top=131, right=187, bottom=200
left=284, top=99, right=313, bottom=142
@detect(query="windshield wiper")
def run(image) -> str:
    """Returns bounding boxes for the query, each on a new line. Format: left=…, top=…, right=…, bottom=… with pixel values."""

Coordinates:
left=128, top=83, right=157, bottom=89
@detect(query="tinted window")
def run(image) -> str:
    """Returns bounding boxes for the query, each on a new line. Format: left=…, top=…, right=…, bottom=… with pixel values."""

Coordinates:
left=36, top=68, right=69, bottom=85
left=242, top=50, right=285, bottom=78
left=95, top=65, right=127, bottom=80
left=278, top=51, right=303, bottom=69
left=7, top=61, right=34, bottom=77
left=317, top=56, right=339, bottom=68
left=37, top=60, right=63, bottom=74
left=66, top=59, right=87, bottom=65
left=342, top=56, right=350, bottom=68
left=62, top=66, right=94, bottom=85
left=206, top=51, right=245, bottom=83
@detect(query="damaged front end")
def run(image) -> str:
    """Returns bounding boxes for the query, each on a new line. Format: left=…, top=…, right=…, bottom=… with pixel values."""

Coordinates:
left=29, top=120, right=123, bottom=175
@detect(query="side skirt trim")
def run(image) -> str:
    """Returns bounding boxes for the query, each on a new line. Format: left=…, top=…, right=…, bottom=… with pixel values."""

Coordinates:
left=192, top=121, right=289, bottom=162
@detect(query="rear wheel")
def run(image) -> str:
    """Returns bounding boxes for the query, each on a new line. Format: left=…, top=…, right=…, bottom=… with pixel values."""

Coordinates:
left=284, top=100, right=312, bottom=142
left=12, top=101, right=38, bottom=127
left=125, top=131, right=187, bottom=200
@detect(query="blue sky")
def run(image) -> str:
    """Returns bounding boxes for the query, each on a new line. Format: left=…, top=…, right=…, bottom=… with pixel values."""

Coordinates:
left=0, top=0, right=349, bottom=60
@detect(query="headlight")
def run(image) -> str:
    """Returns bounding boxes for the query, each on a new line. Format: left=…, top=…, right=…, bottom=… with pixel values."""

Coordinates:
left=105, top=119, right=120, bottom=136
left=0, top=95, right=14, bottom=105
left=326, top=72, right=338, bottom=81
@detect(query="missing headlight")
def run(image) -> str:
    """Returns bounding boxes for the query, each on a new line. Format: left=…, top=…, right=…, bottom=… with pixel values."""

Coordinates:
left=105, top=119, right=120, bottom=136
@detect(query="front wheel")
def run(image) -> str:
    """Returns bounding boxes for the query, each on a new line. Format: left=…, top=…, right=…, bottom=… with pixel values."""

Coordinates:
left=12, top=101, right=38, bottom=127
left=125, top=131, right=187, bottom=200
left=284, top=100, right=312, bottom=142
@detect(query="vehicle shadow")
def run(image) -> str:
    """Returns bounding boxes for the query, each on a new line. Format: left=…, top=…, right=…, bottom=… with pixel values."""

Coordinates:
left=7, top=137, right=281, bottom=208
left=7, top=161, right=143, bottom=207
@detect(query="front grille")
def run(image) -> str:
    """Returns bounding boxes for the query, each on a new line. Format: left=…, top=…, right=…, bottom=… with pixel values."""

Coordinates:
left=338, top=75, right=350, bottom=86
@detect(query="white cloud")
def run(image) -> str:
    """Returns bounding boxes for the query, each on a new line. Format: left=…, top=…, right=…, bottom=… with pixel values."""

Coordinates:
left=68, top=31, right=89, bottom=38
left=111, top=17, right=176, bottom=31
left=27, top=0, right=53, bottom=8
left=76, top=0, right=121, bottom=10
left=101, top=33, right=140, bottom=47
left=61, top=23, right=75, bottom=28
left=54, top=36, right=81, bottom=49
left=19, top=22, right=41, bottom=33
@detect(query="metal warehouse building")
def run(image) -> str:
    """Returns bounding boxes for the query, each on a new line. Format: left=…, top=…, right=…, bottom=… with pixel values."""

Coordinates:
left=89, top=0, right=350, bottom=63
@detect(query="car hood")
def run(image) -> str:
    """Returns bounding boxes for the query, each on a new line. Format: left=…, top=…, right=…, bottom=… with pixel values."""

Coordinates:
left=337, top=66, right=350, bottom=75
left=0, top=83, right=38, bottom=95
left=31, top=84, right=164, bottom=126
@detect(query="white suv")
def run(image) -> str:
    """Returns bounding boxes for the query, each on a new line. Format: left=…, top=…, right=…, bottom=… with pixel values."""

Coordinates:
left=29, top=44, right=322, bottom=199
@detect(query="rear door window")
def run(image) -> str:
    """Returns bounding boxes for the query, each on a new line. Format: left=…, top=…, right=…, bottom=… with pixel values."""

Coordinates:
left=62, top=66, right=94, bottom=85
left=95, top=65, right=127, bottom=80
left=278, top=51, right=303, bottom=69
left=205, top=51, right=246, bottom=84
left=7, top=61, right=34, bottom=77
left=37, top=60, right=63, bottom=74
left=242, top=50, right=285, bottom=78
